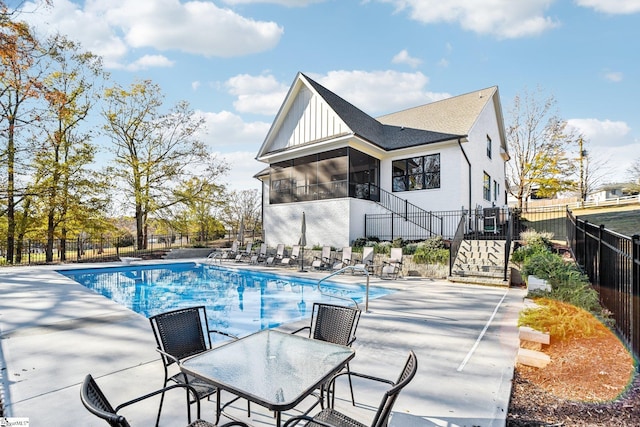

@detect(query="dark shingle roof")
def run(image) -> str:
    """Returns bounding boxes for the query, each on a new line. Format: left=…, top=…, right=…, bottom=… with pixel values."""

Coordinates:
left=301, top=73, right=462, bottom=151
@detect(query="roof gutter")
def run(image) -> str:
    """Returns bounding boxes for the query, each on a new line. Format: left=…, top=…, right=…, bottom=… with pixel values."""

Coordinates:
left=457, top=138, right=472, bottom=211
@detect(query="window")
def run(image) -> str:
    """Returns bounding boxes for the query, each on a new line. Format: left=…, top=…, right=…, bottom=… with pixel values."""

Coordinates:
left=269, top=148, right=379, bottom=204
left=493, top=180, right=499, bottom=201
left=486, top=135, right=492, bottom=159
left=483, top=172, right=491, bottom=201
left=392, top=154, right=440, bottom=192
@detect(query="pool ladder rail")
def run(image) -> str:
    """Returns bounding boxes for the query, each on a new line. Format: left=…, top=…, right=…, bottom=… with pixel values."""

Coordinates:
left=315, top=265, right=370, bottom=312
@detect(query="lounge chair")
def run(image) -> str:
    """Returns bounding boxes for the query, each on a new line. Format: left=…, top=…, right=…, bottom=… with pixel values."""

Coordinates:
left=80, top=374, right=250, bottom=427
left=235, top=242, right=253, bottom=262
left=380, top=247, right=403, bottom=279
left=312, top=246, right=332, bottom=270
left=332, top=247, right=352, bottom=271
left=281, top=245, right=300, bottom=267
left=353, top=246, right=374, bottom=274
left=250, top=243, right=267, bottom=264
left=282, top=351, right=418, bottom=427
left=266, top=243, right=285, bottom=266
left=216, top=240, right=238, bottom=262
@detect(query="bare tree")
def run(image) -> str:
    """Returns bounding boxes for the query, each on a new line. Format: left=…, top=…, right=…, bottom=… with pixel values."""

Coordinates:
left=627, top=158, right=640, bottom=192
left=222, top=189, right=261, bottom=242
left=102, top=79, right=224, bottom=249
left=506, top=87, right=578, bottom=210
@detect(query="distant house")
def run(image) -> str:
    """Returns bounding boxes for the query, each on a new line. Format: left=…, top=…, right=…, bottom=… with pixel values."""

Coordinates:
left=255, top=73, right=509, bottom=247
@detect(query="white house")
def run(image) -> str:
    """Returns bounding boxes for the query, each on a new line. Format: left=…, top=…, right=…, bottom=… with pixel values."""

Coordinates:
left=255, top=73, right=509, bottom=248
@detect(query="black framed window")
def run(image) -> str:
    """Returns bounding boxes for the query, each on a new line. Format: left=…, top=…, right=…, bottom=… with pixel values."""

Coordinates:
left=392, top=153, right=440, bottom=192
left=483, top=172, right=491, bottom=201
left=486, top=135, right=492, bottom=159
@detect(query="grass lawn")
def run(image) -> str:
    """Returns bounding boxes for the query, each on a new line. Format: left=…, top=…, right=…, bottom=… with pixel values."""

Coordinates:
left=571, top=205, right=640, bottom=237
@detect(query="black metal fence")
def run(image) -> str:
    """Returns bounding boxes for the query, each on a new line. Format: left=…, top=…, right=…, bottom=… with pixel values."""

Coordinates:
left=0, top=234, right=209, bottom=266
left=567, top=212, right=640, bottom=358
left=364, top=206, right=568, bottom=242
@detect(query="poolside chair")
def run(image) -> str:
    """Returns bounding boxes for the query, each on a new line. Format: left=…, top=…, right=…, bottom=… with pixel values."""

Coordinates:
left=250, top=243, right=267, bottom=264
left=332, top=247, right=352, bottom=271
left=266, top=243, right=285, bottom=266
left=291, top=302, right=361, bottom=406
left=234, top=242, right=252, bottom=262
left=80, top=374, right=250, bottom=427
left=282, top=351, right=418, bottom=427
left=312, top=246, right=332, bottom=270
left=281, top=245, right=300, bottom=267
left=149, top=306, right=246, bottom=427
left=380, top=247, right=403, bottom=279
left=353, top=246, right=374, bottom=274
left=217, top=241, right=238, bottom=262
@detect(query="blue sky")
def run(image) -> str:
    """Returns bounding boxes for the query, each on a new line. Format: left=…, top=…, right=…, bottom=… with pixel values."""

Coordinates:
left=17, top=0, right=640, bottom=192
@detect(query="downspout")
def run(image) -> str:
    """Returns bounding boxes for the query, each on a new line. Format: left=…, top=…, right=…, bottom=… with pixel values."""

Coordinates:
left=457, top=138, right=472, bottom=211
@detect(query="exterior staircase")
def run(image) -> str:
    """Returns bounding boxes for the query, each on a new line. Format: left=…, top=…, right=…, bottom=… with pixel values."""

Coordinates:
left=448, top=239, right=511, bottom=286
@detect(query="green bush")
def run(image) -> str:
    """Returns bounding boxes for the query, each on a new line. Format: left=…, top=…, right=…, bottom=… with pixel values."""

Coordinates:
left=411, top=236, right=449, bottom=264
left=517, top=231, right=608, bottom=321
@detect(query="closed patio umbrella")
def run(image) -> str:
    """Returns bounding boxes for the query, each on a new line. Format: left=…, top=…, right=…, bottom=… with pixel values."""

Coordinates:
left=238, top=218, right=244, bottom=246
left=298, top=212, right=306, bottom=271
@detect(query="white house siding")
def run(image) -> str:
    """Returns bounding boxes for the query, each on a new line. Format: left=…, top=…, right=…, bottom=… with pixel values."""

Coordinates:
left=268, top=85, right=350, bottom=152
left=380, top=143, right=467, bottom=212
left=466, top=98, right=506, bottom=209
left=263, top=199, right=351, bottom=248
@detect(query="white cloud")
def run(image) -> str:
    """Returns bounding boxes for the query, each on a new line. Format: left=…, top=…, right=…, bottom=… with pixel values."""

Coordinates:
left=196, top=110, right=271, bottom=150
left=604, top=71, right=623, bottom=82
left=125, top=55, right=174, bottom=71
left=192, top=81, right=201, bottom=91
left=216, top=151, right=264, bottom=192
left=392, top=49, right=422, bottom=68
left=567, top=118, right=631, bottom=147
left=222, top=0, right=324, bottom=5
left=225, top=74, right=289, bottom=115
left=311, top=70, right=450, bottom=115
left=566, top=118, right=639, bottom=182
left=20, top=0, right=283, bottom=69
left=575, top=0, right=640, bottom=14
left=377, top=0, right=560, bottom=38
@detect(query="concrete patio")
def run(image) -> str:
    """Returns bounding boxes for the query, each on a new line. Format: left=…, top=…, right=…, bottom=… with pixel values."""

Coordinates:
left=0, top=260, right=526, bottom=426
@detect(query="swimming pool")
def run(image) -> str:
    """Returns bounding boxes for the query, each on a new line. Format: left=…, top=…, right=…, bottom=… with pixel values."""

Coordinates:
left=57, top=262, right=392, bottom=338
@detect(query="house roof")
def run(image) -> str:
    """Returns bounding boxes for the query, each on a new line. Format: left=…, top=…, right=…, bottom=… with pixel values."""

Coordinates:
left=377, top=86, right=499, bottom=135
left=256, top=72, right=502, bottom=161
left=301, top=73, right=462, bottom=151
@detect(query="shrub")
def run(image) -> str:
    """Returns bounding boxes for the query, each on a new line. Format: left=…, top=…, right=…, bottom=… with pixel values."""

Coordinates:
left=412, top=236, right=449, bottom=265
left=516, top=230, right=610, bottom=324
left=518, top=298, right=610, bottom=341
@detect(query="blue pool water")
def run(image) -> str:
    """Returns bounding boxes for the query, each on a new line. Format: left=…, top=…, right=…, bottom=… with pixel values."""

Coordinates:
left=58, top=262, right=392, bottom=338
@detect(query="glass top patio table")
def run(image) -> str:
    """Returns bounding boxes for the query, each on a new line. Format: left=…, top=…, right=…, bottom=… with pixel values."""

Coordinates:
left=180, top=328, right=355, bottom=426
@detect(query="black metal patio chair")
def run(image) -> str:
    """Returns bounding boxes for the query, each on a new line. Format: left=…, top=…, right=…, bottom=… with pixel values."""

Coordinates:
left=80, top=374, right=249, bottom=427
left=282, top=350, right=418, bottom=427
left=149, top=306, right=244, bottom=427
left=292, top=302, right=361, bottom=406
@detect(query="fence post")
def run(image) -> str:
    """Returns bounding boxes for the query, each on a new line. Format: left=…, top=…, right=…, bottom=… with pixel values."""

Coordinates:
left=391, top=213, right=394, bottom=241
left=364, top=214, right=368, bottom=238
left=597, top=224, right=605, bottom=290
left=633, top=234, right=639, bottom=356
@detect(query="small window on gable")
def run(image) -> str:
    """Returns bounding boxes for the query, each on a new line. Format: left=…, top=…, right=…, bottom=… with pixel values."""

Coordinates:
left=486, top=135, right=492, bottom=159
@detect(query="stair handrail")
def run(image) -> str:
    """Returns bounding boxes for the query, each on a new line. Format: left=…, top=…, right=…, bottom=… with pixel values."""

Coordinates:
left=449, top=211, right=468, bottom=276
left=371, top=184, right=443, bottom=236
left=315, top=266, right=370, bottom=311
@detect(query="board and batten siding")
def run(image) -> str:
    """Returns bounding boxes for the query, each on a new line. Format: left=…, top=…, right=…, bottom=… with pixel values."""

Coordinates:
left=269, top=85, right=351, bottom=152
